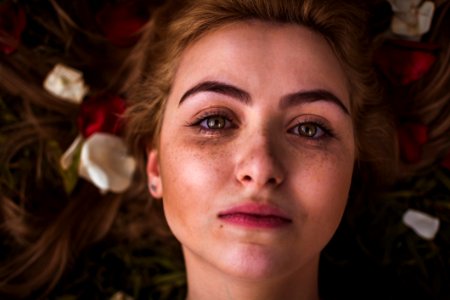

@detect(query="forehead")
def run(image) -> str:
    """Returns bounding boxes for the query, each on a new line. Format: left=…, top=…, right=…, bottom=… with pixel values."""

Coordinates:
left=171, top=20, right=350, bottom=109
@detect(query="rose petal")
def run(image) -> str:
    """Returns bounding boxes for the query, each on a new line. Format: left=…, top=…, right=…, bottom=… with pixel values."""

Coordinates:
left=78, top=133, right=136, bottom=193
left=402, top=209, right=440, bottom=240
left=96, top=1, right=148, bottom=47
left=389, top=1, right=435, bottom=37
left=397, top=123, right=428, bottom=163
left=374, top=40, right=438, bottom=85
left=60, top=134, right=83, bottom=170
left=0, top=1, right=26, bottom=54
left=417, top=2, right=435, bottom=35
left=110, top=291, right=134, bottom=300
left=77, top=94, right=126, bottom=138
left=388, top=0, right=421, bottom=12
left=442, top=153, right=450, bottom=170
left=43, top=64, right=89, bottom=103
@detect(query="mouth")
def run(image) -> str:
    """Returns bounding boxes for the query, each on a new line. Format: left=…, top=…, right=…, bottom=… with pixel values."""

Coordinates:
left=218, top=203, right=292, bottom=229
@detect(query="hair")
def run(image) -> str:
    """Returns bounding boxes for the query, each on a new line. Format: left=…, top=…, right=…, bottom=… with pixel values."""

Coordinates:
left=0, top=0, right=159, bottom=298
left=392, top=1, right=450, bottom=176
left=0, top=0, right=397, bottom=298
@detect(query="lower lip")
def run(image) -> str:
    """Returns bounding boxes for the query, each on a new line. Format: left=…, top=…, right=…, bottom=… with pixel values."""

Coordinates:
left=218, top=213, right=292, bottom=229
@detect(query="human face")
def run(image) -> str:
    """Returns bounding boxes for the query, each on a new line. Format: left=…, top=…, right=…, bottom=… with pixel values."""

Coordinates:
left=147, top=21, right=355, bottom=281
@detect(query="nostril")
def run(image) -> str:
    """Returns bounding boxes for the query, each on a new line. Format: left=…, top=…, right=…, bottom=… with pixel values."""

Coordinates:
left=242, top=175, right=252, bottom=182
left=267, top=177, right=277, bottom=185
left=239, top=174, right=279, bottom=186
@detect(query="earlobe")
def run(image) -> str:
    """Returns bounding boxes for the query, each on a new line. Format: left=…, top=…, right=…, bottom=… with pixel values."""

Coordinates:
left=147, top=149, right=163, bottom=198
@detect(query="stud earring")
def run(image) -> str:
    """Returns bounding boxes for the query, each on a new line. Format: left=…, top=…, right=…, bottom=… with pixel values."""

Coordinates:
left=149, top=183, right=157, bottom=192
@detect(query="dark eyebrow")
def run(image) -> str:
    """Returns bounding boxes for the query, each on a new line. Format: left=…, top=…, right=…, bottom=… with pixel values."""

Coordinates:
left=280, top=89, right=349, bottom=115
left=179, top=81, right=250, bottom=106
left=179, top=80, right=349, bottom=115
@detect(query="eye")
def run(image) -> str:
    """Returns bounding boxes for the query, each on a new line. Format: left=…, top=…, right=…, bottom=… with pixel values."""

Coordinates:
left=192, top=113, right=236, bottom=132
left=186, top=109, right=237, bottom=135
left=200, top=115, right=228, bottom=129
left=289, top=122, right=327, bottom=139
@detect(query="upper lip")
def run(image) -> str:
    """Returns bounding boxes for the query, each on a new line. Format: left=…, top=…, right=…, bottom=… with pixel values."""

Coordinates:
left=218, top=202, right=292, bottom=221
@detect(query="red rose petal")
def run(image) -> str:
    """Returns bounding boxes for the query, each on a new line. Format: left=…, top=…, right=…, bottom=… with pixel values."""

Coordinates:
left=398, top=123, right=428, bottom=164
left=374, top=40, right=439, bottom=86
left=441, top=153, right=450, bottom=170
left=96, top=1, right=148, bottom=47
left=0, top=1, right=26, bottom=54
left=77, top=94, right=126, bottom=138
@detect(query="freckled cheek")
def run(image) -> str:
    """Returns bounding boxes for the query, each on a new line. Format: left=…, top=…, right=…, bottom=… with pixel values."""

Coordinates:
left=159, top=138, right=235, bottom=230
left=290, top=151, right=353, bottom=228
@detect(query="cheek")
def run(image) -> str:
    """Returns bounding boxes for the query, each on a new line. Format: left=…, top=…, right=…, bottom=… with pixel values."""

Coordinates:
left=293, top=150, right=354, bottom=231
left=158, top=137, right=234, bottom=231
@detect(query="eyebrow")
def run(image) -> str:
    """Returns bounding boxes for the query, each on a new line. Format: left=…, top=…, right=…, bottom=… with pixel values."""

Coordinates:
left=280, top=89, right=349, bottom=115
left=179, top=81, right=250, bottom=105
left=179, top=80, right=349, bottom=115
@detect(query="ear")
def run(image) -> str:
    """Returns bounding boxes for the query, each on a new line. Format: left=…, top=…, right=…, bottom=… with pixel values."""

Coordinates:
left=147, top=149, right=163, bottom=198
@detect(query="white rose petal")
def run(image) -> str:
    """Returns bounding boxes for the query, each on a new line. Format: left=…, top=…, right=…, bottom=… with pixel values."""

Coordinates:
left=78, top=133, right=136, bottom=193
left=417, top=2, right=435, bottom=35
left=60, top=134, right=84, bottom=170
left=388, top=0, right=421, bottom=13
left=389, top=0, right=435, bottom=38
left=402, top=209, right=440, bottom=240
left=110, top=291, right=134, bottom=300
left=43, top=63, right=89, bottom=103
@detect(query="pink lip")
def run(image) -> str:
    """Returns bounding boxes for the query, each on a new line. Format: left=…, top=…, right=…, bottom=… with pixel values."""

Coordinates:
left=218, top=203, right=292, bottom=229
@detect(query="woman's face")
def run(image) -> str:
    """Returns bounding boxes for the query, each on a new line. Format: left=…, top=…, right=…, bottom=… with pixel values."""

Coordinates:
left=147, top=21, right=355, bottom=280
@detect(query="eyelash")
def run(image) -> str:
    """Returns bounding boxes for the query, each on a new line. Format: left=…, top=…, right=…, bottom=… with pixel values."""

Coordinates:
left=288, top=119, right=335, bottom=140
left=187, top=110, right=236, bottom=134
left=187, top=111, right=335, bottom=140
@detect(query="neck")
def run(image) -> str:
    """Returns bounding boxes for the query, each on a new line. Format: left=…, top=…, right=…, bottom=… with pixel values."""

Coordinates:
left=184, top=252, right=320, bottom=300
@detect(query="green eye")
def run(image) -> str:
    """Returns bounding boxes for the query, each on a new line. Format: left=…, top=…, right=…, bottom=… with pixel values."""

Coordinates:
left=192, top=111, right=236, bottom=133
left=202, top=116, right=227, bottom=129
left=289, top=122, right=327, bottom=139
left=299, top=124, right=317, bottom=137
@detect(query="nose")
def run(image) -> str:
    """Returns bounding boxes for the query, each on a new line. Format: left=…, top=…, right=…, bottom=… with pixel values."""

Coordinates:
left=235, top=130, right=285, bottom=189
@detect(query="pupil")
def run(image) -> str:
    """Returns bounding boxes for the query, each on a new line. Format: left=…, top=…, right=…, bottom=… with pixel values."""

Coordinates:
left=301, top=124, right=316, bottom=136
left=208, top=117, right=224, bottom=129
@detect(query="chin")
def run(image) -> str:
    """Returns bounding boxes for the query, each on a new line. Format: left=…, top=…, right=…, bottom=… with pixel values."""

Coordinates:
left=218, top=243, right=299, bottom=280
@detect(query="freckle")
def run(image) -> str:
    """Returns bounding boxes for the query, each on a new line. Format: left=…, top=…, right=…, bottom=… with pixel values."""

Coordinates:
left=219, top=224, right=223, bottom=229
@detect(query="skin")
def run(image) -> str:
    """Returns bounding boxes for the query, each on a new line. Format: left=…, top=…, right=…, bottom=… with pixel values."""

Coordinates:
left=147, top=21, right=355, bottom=300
